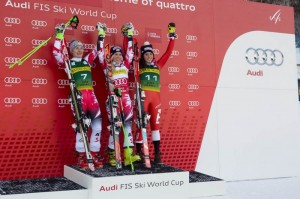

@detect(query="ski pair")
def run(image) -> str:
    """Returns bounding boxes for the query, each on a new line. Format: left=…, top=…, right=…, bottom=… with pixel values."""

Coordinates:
left=104, top=44, right=134, bottom=171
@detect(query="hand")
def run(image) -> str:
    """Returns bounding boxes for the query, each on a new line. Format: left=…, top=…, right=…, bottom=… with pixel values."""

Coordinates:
left=55, top=23, right=65, bottom=39
left=96, top=22, right=107, bottom=37
left=121, top=22, right=134, bottom=37
left=168, top=22, right=177, bottom=38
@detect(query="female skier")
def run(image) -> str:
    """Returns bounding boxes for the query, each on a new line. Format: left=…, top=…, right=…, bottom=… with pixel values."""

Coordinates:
left=52, top=23, right=104, bottom=169
left=136, top=23, right=176, bottom=164
left=97, top=22, right=141, bottom=167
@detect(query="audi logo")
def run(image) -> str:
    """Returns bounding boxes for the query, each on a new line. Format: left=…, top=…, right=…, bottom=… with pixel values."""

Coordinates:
left=186, top=51, right=198, bottom=57
left=32, top=78, right=47, bottom=85
left=58, top=98, right=69, bottom=105
left=83, top=43, right=96, bottom=50
left=4, top=57, right=20, bottom=64
left=4, top=77, right=21, bottom=84
left=133, top=30, right=139, bottom=35
left=153, top=49, right=160, bottom=55
left=171, top=50, right=179, bottom=56
left=32, top=59, right=47, bottom=65
left=4, top=37, right=21, bottom=44
left=107, top=28, right=118, bottom=34
left=186, top=35, right=198, bottom=41
left=4, top=17, right=21, bottom=24
left=169, top=100, right=181, bottom=107
left=57, top=79, right=69, bottom=86
left=32, top=98, right=48, bottom=104
left=187, top=68, right=199, bottom=74
left=81, top=25, right=95, bottom=31
left=4, top=97, right=21, bottom=104
left=245, top=48, right=284, bottom=66
left=188, top=84, right=199, bottom=90
left=32, top=39, right=47, bottom=46
left=92, top=81, right=96, bottom=86
left=188, top=101, right=200, bottom=107
left=31, top=20, right=47, bottom=27
left=168, top=84, right=180, bottom=90
left=168, top=67, right=180, bottom=73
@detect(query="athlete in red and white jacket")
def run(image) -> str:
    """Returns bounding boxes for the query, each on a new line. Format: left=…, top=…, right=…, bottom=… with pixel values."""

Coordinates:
left=97, top=22, right=141, bottom=167
left=52, top=23, right=103, bottom=169
left=136, top=23, right=176, bottom=164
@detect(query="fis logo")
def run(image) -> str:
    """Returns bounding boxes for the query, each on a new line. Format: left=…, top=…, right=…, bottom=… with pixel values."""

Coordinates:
left=4, top=17, right=21, bottom=26
left=4, top=37, right=21, bottom=46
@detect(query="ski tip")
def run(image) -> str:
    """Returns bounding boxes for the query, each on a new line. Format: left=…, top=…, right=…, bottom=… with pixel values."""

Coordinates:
left=88, top=163, right=95, bottom=172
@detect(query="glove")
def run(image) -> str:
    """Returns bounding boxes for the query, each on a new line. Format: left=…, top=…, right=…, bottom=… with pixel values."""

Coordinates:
left=121, top=22, right=134, bottom=37
left=55, top=23, right=65, bottom=40
left=168, top=22, right=177, bottom=38
left=96, top=22, right=107, bottom=37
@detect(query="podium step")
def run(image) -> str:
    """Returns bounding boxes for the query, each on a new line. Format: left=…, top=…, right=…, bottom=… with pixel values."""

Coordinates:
left=0, top=177, right=87, bottom=199
left=64, top=163, right=190, bottom=199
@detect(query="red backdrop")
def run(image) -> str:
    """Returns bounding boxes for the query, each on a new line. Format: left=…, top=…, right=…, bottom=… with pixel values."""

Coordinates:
left=0, top=0, right=294, bottom=180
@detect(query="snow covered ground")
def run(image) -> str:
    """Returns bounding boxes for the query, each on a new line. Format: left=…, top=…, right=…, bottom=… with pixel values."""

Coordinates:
left=197, top=176, right=300, bottom=199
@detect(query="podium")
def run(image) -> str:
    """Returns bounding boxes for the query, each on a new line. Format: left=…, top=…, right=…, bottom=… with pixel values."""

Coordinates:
left=0, top=163, right=225, bottom=199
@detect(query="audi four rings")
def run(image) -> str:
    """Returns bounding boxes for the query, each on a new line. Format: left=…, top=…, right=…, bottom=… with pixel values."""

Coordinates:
left=4, top=37, right=21, bottom=44
left=32, top=98, right=48, bottom=104
left=31, top=20, right=47, bottom=27
left=4, top=77, right=21, bottom=84
left=245, top=48, right=284, bottom=66
left=4, top=17, right=21, bottom=24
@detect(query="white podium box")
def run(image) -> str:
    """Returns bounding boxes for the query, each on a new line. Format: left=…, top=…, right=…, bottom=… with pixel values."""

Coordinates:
left=189, top=171, right=225, bottom=198
left=64, top=164, right=190, bottom=199
left=0, top=177, right=87, bottom=199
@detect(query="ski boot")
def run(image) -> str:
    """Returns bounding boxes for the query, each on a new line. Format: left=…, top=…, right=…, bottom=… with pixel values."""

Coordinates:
left=91, top=152, right=103, bottom=168
left=154, top=152, right=163, bottom=165
left=124, top=147, right=141, bottom=166
left=77, top=152, right=88, bottom=169
left=108, top=148, right=116, bottom=167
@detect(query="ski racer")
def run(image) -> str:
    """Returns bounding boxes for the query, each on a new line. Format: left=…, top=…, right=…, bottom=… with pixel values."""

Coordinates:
left=135, top=23, right=176, bottom=164
left=97, top=22, right=141, bottom=167
left=52, top=23, right=103, bottom=169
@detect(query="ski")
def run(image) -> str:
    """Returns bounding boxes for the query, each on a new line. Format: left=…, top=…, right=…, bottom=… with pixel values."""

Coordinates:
left=104, top=43, right=122, bottom=170
left=132, top=39, right=151, bottom=168
left=115, top=88, right=134, bottom=171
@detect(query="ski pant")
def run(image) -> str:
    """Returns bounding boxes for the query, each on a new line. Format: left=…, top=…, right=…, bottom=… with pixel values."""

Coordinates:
left=136, top=90, right=161, bottom=143
left=71, top=90, right=102, bottom=153
left=106, top=93, right=134, bottom=149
